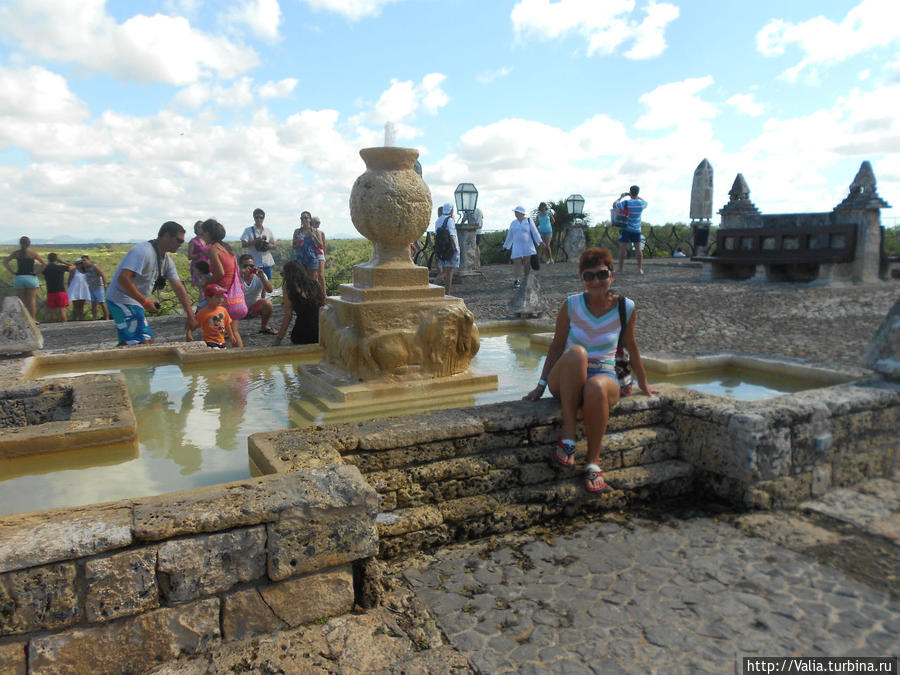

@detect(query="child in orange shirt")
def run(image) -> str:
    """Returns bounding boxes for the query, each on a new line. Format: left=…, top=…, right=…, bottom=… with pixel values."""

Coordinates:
left=196, top=284, right=236, bottom=349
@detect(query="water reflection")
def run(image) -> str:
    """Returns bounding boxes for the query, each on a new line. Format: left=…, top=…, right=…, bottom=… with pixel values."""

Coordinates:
left=0, top=360, right=307, bottom=517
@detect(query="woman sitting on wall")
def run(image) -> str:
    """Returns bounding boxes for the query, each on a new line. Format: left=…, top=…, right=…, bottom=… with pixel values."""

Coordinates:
left=274, top=260, right=324, bottom=345
left=524, top=247, right=658, bottom=492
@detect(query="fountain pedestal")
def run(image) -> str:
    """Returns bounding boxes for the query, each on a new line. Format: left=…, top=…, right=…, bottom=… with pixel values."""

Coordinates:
left=299, top=147, right=497, bottom=415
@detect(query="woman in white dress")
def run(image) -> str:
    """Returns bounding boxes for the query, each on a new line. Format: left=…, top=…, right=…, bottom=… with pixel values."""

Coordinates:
left=503, top=205, right=542, bottom=288
left=67, top=260, right=92, bottom=321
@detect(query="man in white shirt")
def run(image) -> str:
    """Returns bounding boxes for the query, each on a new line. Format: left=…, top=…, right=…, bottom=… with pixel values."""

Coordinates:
left=238, top=253, right=275, bottom=334
left=240, top=208, right=276, bottom=279
left=107, top=221, right=199, bottom=345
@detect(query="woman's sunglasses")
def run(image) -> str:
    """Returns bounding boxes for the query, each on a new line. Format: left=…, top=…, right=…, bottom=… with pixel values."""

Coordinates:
left=581, top=269, right=611, bottom=282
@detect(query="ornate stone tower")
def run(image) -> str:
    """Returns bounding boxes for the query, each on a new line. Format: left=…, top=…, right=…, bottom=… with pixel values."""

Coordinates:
left=834, top=161, right=891, bottom=283
left=718, top=174, right=761, bottom=229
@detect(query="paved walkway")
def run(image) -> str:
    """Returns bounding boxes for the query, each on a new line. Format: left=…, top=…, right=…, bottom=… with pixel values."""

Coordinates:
left=156, top=474, right=900, bottom=673
left=404, top=516, right=897, bottom=673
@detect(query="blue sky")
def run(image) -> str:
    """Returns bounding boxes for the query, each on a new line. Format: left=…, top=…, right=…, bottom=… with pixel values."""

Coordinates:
left=0, top=0, right=897, bottom=242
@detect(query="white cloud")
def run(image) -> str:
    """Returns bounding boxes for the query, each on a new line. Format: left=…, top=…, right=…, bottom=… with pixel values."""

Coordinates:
left=0, top=100, right=372, bottom=240
left=625, top=2, right=681, bottom=59
left=172, top=83, right=212, bottom=109
left=213, top=77, right=256, bottom=107
left=511, top=0, right=679, bottom=59
left=370, top=73, right=449, bottom=124
left=226, top=0, right=283, bottom=42
left=0, top=0, right=259, bottom=85
left=476, top=67, right=513, bottom=85
left=301, top=0, right=403, bottom=21
left=635, top=76, right=718, bottom=130
left=756, top=0, right=900, bottom=82
left=0, top=66, right=88, bottom=122
left=172, top=77, right=298, bottom=109
left=259, top=78, right=299, bottom=99
left=726, top=93, right=765, bottom=117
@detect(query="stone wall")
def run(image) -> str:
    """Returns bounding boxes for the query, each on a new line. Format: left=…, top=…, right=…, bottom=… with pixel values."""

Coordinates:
left=665, top=381, right=900, bottom=508
left=251, top=396, right=697, bottom=560
left=253, top=380, right=900, bottom=560
left=0, top=466, right=378, bottom=675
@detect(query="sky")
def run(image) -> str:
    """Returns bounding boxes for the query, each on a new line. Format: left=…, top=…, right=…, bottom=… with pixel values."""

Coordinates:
left=0, top=0, right=898, bottom=243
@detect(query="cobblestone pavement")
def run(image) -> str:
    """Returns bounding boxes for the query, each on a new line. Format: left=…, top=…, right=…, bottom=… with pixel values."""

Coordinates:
left=401, top=514, right=899, bottom=674
left=157, top=475, right=900, bottom=673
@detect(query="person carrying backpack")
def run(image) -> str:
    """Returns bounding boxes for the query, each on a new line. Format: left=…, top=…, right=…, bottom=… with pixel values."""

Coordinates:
left=433, top=202, right=459, bottom=296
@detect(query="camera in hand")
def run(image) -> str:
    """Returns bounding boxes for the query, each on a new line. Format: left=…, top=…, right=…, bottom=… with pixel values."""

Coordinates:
left=254, top=237, right=269, bottom=252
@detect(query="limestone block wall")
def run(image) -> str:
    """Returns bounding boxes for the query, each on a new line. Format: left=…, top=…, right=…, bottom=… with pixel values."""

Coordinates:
left=0, top=466, right=378, bottom=675
left=252, top=381, right=900, bottom=561
left=666, top=381, right=900, bottom=507
left=251, top=396, right=696, bottom=560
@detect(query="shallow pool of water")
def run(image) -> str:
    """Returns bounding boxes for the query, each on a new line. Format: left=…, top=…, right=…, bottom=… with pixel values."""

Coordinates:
left=658, top=367, right=833, bottom=400
left=0, top=333, right=835, bottom=516
left=0, top=335, right=544, bottom=516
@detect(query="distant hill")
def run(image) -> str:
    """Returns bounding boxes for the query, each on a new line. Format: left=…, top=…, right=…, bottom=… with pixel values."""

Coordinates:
left=0, top=237, right=143, bottom=246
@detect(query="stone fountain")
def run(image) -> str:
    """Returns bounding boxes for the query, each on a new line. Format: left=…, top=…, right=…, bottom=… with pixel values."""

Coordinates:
left=297, top=145, right=497, bottom=414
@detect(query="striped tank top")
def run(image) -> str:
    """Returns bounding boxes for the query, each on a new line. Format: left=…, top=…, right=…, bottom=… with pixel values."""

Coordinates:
left=565, top=293, right=634, bottom=368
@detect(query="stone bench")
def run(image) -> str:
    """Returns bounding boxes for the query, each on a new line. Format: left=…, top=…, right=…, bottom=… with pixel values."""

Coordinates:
left=693, top=223, right=857, bottom=282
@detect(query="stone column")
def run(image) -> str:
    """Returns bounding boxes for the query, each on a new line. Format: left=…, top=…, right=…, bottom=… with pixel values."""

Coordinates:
left=833, top=161, right=891, bottom=283
left=690, top=220, right=710, bottom=256
left=563, top=220, right=587, bottom=262
left=455, top=222, right=482, bottom=279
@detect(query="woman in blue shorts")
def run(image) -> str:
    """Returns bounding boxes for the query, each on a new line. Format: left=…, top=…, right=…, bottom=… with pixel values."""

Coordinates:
left=3, top=236, right=45, bottom=320
left=523, top=247, right=657, bottom=492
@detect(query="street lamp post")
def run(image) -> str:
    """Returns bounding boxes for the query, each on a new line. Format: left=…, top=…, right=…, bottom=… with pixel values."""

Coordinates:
left=454, top=183, right=482, bottom=278
left=566, top=194, right=585, bottom=219
left=564, top=193, right=588, bottom=261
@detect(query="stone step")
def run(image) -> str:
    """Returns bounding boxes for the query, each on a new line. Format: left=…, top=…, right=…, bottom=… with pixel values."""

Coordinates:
left=354, top=424, right=678, bottom=484
left=376, top=459, right=695, bottom=558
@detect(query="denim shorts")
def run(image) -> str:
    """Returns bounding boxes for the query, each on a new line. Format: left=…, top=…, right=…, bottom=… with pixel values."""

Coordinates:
left=587, top=367, right=617, bottom=383
left=13, top=275, right=39, bottom=289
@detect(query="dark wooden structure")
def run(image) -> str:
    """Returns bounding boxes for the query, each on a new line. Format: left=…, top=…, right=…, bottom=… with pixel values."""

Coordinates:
left=693, top=223, right=858, bottom=281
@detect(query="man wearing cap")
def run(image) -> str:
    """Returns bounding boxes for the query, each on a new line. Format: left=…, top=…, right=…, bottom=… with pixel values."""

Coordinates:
left=240, top=208, right=276, bottom=279
left=434, top=202, right=459, bottom=295
left=503, top=206, right=543, bottom=288
left=107, top=221, right=199, bottom=346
